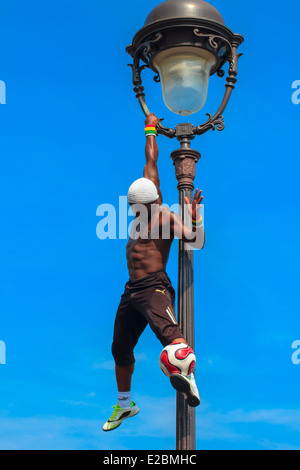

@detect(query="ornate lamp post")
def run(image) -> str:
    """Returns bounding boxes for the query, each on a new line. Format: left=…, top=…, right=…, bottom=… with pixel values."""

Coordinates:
left=126, top=0, right=243, bottom=450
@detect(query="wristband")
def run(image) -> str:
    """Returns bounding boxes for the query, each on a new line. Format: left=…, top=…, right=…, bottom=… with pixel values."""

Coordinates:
left=192, top=215, right=203, bottom=227
left=145, top=125, right=157, bottom=137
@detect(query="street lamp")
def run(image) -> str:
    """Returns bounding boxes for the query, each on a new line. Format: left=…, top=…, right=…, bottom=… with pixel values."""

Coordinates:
left=126, top=0, right=243, bottom=451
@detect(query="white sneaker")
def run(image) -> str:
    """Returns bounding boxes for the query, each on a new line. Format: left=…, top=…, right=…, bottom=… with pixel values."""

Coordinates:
left=170, top=374, right=200, bottom=407
left=102, top=401, right=139, bottom=431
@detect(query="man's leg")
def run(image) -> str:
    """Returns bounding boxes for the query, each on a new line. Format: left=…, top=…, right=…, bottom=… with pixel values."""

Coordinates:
left=170, top=338, right=195, bottom=375
left=113, top=363, right=135, bottom=411
left=102, top=298, right=148, bottom=431
left=115, top=363, right=135, bottom=392
left=111, top=292, right=147, bottom=389
left=132, top=284, right=199, bottom=406
left=111, top=307, right=147, bottom=396
left=103, top=292, right=147, bottom=432
left=160, top=341, right=199, bottom=407
left=171, top=338, right=187, bottom=344
left=114, top=343, right=188, bottom=392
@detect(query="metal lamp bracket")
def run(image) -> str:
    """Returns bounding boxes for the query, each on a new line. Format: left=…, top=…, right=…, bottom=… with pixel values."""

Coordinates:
left=127, top=26, right=243, bottom=140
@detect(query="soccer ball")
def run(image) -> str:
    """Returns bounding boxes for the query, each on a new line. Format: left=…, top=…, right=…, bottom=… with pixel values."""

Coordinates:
left=159, top=343, right=196, bottom=377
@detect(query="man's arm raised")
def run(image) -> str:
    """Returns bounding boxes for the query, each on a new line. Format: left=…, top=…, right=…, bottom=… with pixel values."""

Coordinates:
left=170, top=189, right=205, bottom=250
left=143, top=113, right=163, bottom=205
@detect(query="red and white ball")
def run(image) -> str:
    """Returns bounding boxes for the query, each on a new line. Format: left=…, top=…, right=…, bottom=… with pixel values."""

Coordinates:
left=159, top=343, right=196, bottom=377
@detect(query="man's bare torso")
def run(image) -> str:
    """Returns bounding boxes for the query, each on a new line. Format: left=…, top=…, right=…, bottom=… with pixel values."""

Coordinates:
left=126, top=206, right=173, bottom=280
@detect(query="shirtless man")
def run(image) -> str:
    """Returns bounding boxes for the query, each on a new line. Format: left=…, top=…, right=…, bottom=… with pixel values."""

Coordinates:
left=103, top=113, right=205, bottom=432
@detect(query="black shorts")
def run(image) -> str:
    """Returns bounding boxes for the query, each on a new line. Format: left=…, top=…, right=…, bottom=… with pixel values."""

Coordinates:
left=111, top=271, right=185, bottom=367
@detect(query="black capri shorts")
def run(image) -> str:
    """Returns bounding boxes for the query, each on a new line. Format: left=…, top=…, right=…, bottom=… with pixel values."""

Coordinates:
left=111, top=271, right=185, bottom=367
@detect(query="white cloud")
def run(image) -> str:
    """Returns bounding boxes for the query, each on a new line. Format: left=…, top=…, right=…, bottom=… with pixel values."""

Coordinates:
left=194, top=405, right=300, bottom=448
left=0, top=416, right=100, bottom=450
left=223, top=408, right=300, bottom=431
left=0, top=402, right=299, bottom=450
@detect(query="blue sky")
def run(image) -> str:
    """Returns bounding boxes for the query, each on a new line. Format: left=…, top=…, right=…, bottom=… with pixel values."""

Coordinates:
left=0, top=0, right=300, bottom=450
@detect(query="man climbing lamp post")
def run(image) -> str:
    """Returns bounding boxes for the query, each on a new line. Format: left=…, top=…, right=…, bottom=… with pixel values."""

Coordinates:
left=126, top=0, right=243, bottom=450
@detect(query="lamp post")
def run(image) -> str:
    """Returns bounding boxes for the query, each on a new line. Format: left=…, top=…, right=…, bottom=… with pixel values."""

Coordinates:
left=126, top=0, right=243, bottom=450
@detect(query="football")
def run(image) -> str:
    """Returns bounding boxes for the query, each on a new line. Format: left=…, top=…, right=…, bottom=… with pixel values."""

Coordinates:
left=159, top=343, right=196, bottom=377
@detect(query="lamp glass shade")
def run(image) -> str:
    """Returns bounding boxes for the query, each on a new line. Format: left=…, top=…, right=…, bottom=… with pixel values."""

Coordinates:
left=153, top=46, right=217, bottom=116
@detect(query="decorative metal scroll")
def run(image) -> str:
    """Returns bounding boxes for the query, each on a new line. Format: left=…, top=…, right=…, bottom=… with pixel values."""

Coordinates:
left=127, top=31, right=243, bottom=140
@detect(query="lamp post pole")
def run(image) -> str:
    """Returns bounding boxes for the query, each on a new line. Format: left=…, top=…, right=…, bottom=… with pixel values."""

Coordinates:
left=126, top=0, right=243, bottom=452
left=171, top=126, right=200, bottom=450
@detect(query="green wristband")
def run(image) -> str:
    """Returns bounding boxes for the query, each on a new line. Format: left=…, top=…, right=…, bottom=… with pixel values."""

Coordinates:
left=192, top=215, right=203, bottom=227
